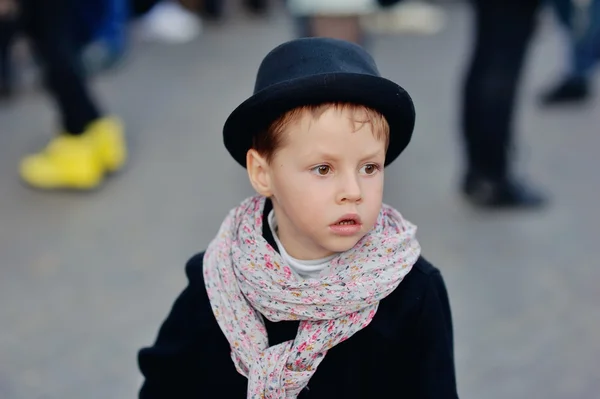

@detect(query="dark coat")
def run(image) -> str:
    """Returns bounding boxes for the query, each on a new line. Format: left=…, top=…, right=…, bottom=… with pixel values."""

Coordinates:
left=138, top=201, right=459, bottom=398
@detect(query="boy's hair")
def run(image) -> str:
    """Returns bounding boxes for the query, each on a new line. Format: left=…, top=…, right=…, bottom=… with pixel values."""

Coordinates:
left=252, top=103, right=390, bottom=164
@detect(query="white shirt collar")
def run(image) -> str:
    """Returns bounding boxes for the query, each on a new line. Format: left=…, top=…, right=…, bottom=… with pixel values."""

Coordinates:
left=268, top=210, right=335, bottom=279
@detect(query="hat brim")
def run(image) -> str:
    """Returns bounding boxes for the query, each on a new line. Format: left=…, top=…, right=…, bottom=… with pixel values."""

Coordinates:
left=223, top=72, right=415, bottom=168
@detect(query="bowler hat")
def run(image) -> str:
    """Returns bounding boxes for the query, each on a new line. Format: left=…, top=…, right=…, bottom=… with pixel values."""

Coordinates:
left=223, top=37, right=416, bottom=168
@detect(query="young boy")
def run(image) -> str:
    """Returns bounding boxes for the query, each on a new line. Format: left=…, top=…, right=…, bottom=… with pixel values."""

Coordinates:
left=138, top=38, right=458, bottom=398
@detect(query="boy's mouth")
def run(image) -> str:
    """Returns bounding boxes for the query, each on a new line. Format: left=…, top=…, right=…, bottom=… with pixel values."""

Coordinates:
left=330, top=214, right=363, bottom=236
left=332, top=214, right=362, bottom=226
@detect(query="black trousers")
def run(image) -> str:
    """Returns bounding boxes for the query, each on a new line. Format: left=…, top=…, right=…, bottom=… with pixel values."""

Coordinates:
left=0, top=14, right=17, bottom=95
left=19, top=0, right=101, bottom=134
left=461, top=0, right=543, bottom=180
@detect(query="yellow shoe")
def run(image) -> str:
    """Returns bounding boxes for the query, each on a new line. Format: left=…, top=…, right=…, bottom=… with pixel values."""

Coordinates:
left=19, top=134, right=104, bottom=190
left=86, top=116, right=127, bottom=173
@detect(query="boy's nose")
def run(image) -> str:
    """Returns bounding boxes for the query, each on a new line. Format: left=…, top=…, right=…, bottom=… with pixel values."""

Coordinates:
left=336, top=174, right=362, bottom=204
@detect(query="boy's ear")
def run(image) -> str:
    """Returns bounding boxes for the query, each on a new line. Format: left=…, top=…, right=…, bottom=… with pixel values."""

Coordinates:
left=246, top=149, right=273, bottom=197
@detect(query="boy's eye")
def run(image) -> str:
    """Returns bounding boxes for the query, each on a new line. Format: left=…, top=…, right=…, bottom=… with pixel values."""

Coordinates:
left=311, top=165, right=331, bottom=175
left=360, top=163, right=380, bottom=175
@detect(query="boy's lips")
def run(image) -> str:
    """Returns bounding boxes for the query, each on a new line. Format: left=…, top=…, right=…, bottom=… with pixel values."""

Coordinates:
left=330, top=214, right=362, bottom=236
left=331, top=214, right=362, bottom=225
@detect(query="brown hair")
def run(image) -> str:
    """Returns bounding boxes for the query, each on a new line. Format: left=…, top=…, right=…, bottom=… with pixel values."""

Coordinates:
left=252, top=103, right=390, bottom=164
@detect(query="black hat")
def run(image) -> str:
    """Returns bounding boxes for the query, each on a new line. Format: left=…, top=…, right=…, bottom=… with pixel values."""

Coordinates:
left=223, top=37, right=416, bottom=168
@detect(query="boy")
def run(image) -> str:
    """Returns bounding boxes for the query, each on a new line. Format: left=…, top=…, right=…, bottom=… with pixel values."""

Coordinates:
left=138, top=37, right=458, bottom=398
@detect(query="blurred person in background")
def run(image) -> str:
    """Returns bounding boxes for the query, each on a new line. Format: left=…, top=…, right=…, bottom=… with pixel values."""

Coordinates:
left=18, top=0, right=126, bottom=190
left=286, top=0, right=446, bottom=47
left=540, top=0, right=600, bottom=105
left=460, top=0, right=547, bottom=209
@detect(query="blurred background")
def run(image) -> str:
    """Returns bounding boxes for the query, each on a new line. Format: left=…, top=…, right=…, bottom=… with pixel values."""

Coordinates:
left=0, top=0, right=599, bottom=398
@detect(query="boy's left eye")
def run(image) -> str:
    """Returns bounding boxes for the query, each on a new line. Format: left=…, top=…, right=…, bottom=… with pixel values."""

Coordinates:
left=359, top=164, right=380, bottom=175
left=311, top=165, right=331, bottom=176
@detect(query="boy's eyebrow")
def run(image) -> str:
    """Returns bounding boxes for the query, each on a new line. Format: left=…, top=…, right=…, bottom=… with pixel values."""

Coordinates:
left=306, top=149, right=385, bottom=161
left=358, top=150, right=386, bottom=163
left=308, top=151, right=340, bottom=161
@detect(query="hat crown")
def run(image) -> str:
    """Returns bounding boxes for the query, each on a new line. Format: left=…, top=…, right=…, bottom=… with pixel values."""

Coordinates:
left=254, top=38, right=381, bottom=94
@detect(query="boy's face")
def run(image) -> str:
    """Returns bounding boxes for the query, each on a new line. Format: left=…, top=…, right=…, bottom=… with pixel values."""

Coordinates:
left=248, top=107, right=386, bottom=260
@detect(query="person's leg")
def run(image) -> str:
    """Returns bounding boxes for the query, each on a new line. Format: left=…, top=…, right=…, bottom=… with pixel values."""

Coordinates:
left=0, top=0, right=17, bottom=97
left=285, top=0, right=367, bottom=46
left=244, top=0, right=268, bottom=14
left=18, top=0, right=126, bottom=189
left=21, top=0, right=101, bottom=134
left=591, top=0, right=600, bottom=61
left=308, top=15, right=364, bottom=45
left=0, top=17, right=16, bottom=97
left=82, top=0, right=130, bottom=75
left=540, top=0, right=600, bottom=104
left=293, top=15, right=311, bottom=37
left=461, top=0, right=546, bottom=208
left=561, top=0, right=600, bottom=78
left=550, top=0, right=572, bottom=28
left=130, top=0, right=163, bottom=17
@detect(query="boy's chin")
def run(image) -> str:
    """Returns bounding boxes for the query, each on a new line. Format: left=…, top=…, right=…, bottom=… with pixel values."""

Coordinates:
left=325, top=235, right=365, bottom=254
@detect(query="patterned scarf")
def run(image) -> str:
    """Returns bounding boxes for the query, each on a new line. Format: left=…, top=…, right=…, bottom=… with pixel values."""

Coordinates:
left=203, top=196, right=421, bottom=398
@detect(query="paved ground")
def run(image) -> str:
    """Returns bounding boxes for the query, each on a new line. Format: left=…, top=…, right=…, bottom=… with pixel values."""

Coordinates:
left=1, top=3, right=599, bottom=399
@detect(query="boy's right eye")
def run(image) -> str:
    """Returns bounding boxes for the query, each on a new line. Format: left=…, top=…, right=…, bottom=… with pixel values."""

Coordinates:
left=311, top=165, right=331, bottom=176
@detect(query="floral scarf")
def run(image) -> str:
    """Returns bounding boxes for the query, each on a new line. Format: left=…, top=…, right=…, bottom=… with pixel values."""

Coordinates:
left=203, top=196, right=421, bottom=398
